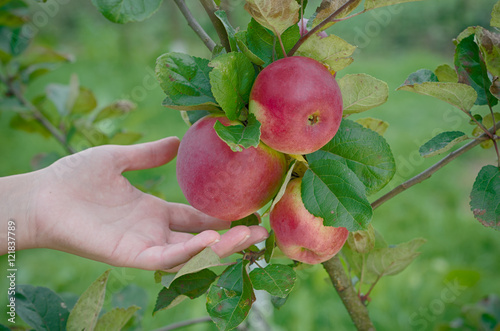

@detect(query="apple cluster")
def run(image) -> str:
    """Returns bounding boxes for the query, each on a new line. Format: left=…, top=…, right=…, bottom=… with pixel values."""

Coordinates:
left=176, top=56, right=348, bottom=264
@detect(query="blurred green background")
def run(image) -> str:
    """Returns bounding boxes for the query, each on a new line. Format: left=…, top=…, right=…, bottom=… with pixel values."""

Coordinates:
left=1, top=0, right=500, bottom=330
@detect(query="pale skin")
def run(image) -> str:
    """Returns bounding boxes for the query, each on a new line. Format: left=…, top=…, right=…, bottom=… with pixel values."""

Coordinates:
left=0, top=137, right=269, bottom=270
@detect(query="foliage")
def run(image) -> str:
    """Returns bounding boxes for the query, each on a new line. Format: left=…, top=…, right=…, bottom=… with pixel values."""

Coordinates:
left=2, top=0, right=500, bottom=330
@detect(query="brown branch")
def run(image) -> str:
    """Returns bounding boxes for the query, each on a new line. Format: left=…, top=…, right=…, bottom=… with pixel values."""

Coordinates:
left=288, top=0, right=360, bottom=56
left=199, top=0, right=231, bottom=52
left=371, top=125, right=499, bottom=210
left=173, top=0, right=216, bottom=51
left=323, top=255, right=376, bottom=331
left=1, top=73, right=75, bottom=154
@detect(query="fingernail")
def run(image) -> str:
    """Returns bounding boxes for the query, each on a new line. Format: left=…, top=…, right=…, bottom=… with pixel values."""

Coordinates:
left=208, top=238, right=220, bottom=247
left=237, top=235, right=251, bottom=246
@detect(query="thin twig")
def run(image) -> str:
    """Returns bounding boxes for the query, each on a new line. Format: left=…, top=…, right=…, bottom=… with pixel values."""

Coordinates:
left=371, top=124, right=499, bottom=210
left=323, top=255, right=375, bottom=331
left=173, top=0, right=216, bottom=51
left=199, top=0, right=231, bottom=52
left=1, top=73, right=75, bottom=154
left=154, top=316, right=212, bottom=331
left=288, top=0, right=360, bottom=56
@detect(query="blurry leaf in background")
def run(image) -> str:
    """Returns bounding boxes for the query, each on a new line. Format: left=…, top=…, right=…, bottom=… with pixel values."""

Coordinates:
left=343, top=237, right=426, bottom=284
left=492, top=0, right=500, bottom=28
left=94, top=100, right=136, bottom=122
left=355, top=117, right=389, bottom=136
left=66, top=270, right=111, bottom=331
left=364, top=0, right=423, bottom=10
left=108, top=131, right=142, bottom=145
left=14, top=285, right=70, bottom=331
left=470, top=165, right=500, bottom=231
left=91, top=0, right=163, bottom=24
left=94, top=306, right=140, bottom=331
left=10, top=112, right=51, bottom=137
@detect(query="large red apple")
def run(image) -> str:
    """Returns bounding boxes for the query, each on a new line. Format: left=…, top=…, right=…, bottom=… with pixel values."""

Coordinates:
left=270, top=178, right=349, bottom=264
left=176, top=115, right=287, bottom=221
left=249, top=56, right=343, bottom=155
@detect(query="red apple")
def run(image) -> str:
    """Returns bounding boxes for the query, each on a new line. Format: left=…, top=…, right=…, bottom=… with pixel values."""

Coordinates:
left=270, top=178, right=349, bottom=264
left=176, top=115, right=287, bottom=221
left=249, top=56, right=343, bottom=155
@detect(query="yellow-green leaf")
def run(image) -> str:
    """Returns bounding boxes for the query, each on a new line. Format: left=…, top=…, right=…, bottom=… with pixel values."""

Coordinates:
left=364, top=0, right=423, bottom=10
left=355, top=117, right=389, bottom=136
left=434, top=64, right=458, bottom=83
left=295, top=33, right=356, bottom=72
left=244, top=0, right=300, bottom=36
left=338, top=74, right=388, bottom=114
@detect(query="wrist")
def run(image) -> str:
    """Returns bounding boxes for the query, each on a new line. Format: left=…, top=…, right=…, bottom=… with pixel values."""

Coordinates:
left=0, top=170, right=42, bottom=253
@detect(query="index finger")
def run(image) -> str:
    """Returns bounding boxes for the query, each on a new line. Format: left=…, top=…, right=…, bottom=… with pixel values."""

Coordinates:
left=166, top=202, right=232, bottom=232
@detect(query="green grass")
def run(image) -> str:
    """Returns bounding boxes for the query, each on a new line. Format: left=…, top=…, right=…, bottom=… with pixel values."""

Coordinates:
left=1, top=1, right=500, bottom=330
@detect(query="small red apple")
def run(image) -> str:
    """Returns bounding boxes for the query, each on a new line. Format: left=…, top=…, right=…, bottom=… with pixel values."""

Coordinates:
left=249, top=56, right=343, bottom=155
left=270, top=178, right=349, bottom=264
left=176, top=115, right=287, bottom=221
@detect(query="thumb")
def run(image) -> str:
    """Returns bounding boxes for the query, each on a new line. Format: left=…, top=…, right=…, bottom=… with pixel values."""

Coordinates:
left=116, top=136, right=181, bottom=172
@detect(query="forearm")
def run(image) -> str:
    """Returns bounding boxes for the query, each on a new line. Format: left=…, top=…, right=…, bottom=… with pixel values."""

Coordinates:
left=0, top=171, right=39, bottom=254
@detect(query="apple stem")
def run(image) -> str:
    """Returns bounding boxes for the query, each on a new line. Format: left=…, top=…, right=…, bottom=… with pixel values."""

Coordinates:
left=278, top=34, right=288, bottom=58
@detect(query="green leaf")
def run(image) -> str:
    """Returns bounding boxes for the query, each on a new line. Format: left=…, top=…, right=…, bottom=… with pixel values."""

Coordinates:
left=244, top=0, right=300, bottom=37
left=271, top=295, right=288, bottom=309
left=109, top=131, right=142, bottom=145
left=307, top=119, right=396, bottom=196
left=95, top=306, right=140, bottom=331
left=492, top=0, right=500, bottom=28
left=246, top=19, right=300, bottom=67
left=435, top=64, right=458, bottom=83
left=214, top=113, right=261, bottom=151
left=160, top=248, right=222, bottom=289
left=295, top=33, right=356, bottom=72
left=476, top=27, right=500, bottom=77
left=338, top=73, right=388, bottom=114
left=153, top=269, right=218, bottom=314
left=66, top=269, right=111, bottom=331
left=94, top=100, right=136, bottom=122
left=419, top=131, right=468, bottom=158
left=397, top=81, right=477, bottom=113
left=470, top=165, right=500, bottom=230
left=206, top=260, right=255, bottom=331
left=71, top=87, right=98, bottom=115
left=455, top=34, right=498, bottom=107
left=265, top=230, right=276, bottom=263
left=90, top=0, right=163, bottom=24
left=230, top=213, right=261, bottom=228
left=209, top=52, right=256, bottom=120
left=14, top=285, right=70, bottom=331
left=10, top=113, right=51, bottom=138
left=155, top=52, right=219, bottom=111
left=401, top=69, right=438, bottom=85
left=472, top=113, right=500, bottom=149
left=235, top=31, right=266, bottom=66
left=364, top=0, right=423, bottom=10
left=46, top=83, right=71, bottom=116
left=313, top=0, right=363, bottom=28
left=249, top=264, right=296, bottom=298
left=344, top=238, right=426, bottom=283
left=355, top=117, right=389, bottom=136
left=301, top=159, right=372, bottom=231
left=215, top=10, right=237, bottom=52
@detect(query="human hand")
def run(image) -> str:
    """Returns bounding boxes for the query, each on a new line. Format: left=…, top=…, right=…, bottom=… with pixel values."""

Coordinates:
left=30, top=137, right=268, bottom=270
